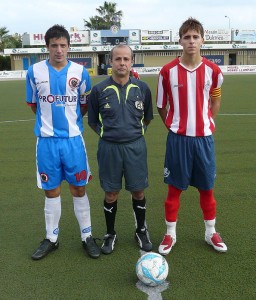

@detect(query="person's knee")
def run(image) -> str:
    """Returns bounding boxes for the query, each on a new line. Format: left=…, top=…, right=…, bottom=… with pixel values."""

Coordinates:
left=44, top=186, right=61, bottom=198
left=131, top=190, right=145, bottom=200
left=69, top=185, right=85, bottom=197
left=105, top=191, right=119, bottom=203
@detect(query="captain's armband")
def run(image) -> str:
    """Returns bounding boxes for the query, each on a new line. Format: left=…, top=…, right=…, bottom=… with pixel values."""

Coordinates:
left=211, top=87, right=221, bottom=99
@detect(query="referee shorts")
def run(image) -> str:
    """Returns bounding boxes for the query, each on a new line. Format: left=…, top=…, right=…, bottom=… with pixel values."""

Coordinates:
left=164, top=131, right=216, bottom=190
left=97, top=136, right=149, bottom=192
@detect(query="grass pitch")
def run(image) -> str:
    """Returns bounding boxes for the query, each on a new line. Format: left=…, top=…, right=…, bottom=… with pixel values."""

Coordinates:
left=0, top=75, right=255, bottom=299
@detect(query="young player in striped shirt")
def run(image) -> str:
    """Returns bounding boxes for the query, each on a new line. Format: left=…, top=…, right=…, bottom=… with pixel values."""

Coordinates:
left=26, top=25, right=100, bottom=260
left=156, top=18, right=227, bottom=255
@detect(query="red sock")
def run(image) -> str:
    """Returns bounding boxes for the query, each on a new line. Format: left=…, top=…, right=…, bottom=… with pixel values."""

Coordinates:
left=165, top=185, right=182, bottom=222
left=199, top=189, right=216, bottom=220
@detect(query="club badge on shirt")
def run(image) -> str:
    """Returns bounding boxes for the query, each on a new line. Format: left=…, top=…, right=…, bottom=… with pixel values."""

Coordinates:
left=135, top=101, right=144, bottom=110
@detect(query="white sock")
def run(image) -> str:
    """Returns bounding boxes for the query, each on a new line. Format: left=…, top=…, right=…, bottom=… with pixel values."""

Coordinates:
left=204, top=218, right=216, bottom=236
left=73, top=194, right=92, bottom=241
left=44, top=196, right=61, bottom=243
left=165, top=220, right=177, bottom=240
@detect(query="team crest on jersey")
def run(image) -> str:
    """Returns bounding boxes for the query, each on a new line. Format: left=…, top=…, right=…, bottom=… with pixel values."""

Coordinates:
left=69, top=77, right=80, bottom=89
left=40, top=173, right=49, bottom=182
left=204, top=80, right=211, bottom=91
left=135, top=101, right=144, bottom=110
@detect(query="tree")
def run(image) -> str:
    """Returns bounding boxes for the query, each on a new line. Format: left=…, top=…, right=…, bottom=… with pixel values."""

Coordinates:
left=0, top=27, right=22, bottom=52
left=0, top=27, right=8, bottom=52
left=84, top=1, right=123, bottom=30
left=0, top=55, right=11, bottom=70
left=0, top=27, right=8, bottom=38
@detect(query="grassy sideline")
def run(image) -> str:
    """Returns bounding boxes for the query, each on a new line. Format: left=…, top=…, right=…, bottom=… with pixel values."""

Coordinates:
left=0, top=75, right=255, bottom=299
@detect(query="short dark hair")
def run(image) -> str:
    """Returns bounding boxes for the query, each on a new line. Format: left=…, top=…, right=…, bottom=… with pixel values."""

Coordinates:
left=179, top=17, right=204, bottom=38
left=109, top=45, right=133, bottom=61
left=44, top=24, right=70, bottom=46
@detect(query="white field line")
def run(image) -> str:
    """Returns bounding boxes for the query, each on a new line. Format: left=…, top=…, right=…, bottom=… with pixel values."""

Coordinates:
left=0, top=118, right=35, bottom=124
left=0, top=113, right=255, bottom=125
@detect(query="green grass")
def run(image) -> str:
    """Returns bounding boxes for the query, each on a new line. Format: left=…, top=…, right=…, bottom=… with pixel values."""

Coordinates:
left=0, top=75, right=255, bottom=299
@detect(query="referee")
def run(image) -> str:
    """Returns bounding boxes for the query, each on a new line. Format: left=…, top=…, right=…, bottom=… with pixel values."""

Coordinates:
left=88, top=45, right=153, bottom=254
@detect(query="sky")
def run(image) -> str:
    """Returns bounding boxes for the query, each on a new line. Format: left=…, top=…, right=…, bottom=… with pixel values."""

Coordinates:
left=2, top=0, right=256, bottom=35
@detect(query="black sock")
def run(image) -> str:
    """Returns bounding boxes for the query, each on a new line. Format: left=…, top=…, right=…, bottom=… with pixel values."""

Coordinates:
left=104, top=200, right=117, bottom=235
left=132, top=197, right=146, bottom=232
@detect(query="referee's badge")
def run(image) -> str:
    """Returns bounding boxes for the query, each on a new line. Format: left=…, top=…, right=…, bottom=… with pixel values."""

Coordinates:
left=135, top=101, right=144, bottom=110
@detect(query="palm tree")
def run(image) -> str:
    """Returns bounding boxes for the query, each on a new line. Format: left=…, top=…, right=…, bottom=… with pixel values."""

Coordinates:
left=0, top=27, right=8, bottom=38
left=0, top=27, right=9, bottom=51
left=0, top=27, right=21, bottom=52
left=84, top=1, right=123, bottom=30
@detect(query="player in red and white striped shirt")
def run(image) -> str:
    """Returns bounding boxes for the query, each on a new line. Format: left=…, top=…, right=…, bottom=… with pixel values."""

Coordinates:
left=156, top=18, right=227, bottom=255
left=130, top=68, right=140, bottom=79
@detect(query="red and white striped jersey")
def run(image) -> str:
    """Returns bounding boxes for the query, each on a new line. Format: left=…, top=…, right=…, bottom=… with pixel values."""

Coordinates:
left=156, top=57, right=224, bottom=136
left=130, top=68, right=140, bottom=79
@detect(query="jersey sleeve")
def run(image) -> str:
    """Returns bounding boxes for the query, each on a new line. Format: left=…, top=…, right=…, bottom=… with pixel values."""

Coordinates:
left=156, top=67, right=168, bottom=109
left=210, top=65, right=224, bottom=97
left=87, top=86, right=100, bottom=127
left=216, top=70, right=224, bottom=88
left=79, top=68, right=91, bottom=106
left=26, top=66, right=37, bottom=106
left=143, top=83, right=154, bottom=121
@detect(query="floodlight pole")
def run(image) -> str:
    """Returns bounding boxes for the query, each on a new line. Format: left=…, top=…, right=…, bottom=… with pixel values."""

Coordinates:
left=225, top=16, right=231, bottom=29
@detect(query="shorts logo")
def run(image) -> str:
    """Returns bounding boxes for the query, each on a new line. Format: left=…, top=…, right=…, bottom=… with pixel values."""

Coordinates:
left=40, top=173, right=49, bottom=182
left=164, top=167, right=170, bottom=178
left=69, top=77, right=79, bottom=89
left=135, top=101, right=144, bottom=110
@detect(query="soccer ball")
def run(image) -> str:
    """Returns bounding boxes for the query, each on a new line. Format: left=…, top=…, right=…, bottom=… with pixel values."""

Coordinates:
left=136, top=252, right=169, bottom=286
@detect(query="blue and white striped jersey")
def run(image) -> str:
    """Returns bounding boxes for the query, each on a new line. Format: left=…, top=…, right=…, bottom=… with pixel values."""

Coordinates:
left=26, top=60, right=91, bottom=137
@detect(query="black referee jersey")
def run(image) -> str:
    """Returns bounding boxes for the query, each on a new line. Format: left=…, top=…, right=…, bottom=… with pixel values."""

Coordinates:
left=88, top=76, right=153, bottom=143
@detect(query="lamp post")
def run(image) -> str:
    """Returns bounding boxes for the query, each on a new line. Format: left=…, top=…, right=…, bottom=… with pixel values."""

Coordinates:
left=225, top=15, right=230, bottom=29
